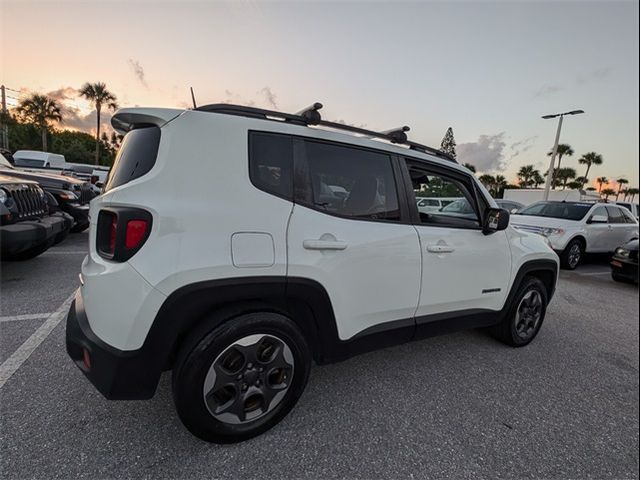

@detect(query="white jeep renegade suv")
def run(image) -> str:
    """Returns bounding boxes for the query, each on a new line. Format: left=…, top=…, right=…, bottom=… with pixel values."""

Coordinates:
left=66, top=103, right=559, bottom=443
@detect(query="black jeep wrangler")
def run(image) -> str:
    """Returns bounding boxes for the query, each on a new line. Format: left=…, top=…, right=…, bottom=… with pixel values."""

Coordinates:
left=1, top=174, right=73, bottom=260
left=0, top=150, right=94, bottom=232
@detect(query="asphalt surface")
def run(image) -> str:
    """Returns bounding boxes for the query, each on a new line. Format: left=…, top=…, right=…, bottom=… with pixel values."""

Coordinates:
left=1, top=233, right=638, bottom=479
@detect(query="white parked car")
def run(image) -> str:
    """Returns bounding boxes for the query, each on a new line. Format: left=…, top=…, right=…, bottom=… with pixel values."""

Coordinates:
left=610, top=201, right=639, bottom=220
left=511, top=201, right=639, bottom=269
left=415, top=197, right=458, bottom=213
left=66, top=102, right=559, bottom=443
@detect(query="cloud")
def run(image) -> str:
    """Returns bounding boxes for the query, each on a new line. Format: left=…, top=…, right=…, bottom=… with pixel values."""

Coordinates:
left=457, top=133, right=507, bottom=172
left=127, top=59, right=148, bottom=88
left=223, top=89, right=255, bottom=107
left=259, top=87, right=278, bottom=109
left=533, top=84, right=563, bottom=98
left=509, top=135, right=537, bottom=160
left=577, top=67, right=613, bottom=85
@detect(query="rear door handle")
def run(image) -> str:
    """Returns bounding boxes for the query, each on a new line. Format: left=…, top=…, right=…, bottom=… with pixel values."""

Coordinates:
left=303, top=239, right=348, bottom=251
left=427, top=244, right=455, bottom=253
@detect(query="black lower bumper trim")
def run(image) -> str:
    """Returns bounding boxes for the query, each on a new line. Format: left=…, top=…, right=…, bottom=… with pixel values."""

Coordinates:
left=65, top=290, right=162, bottom=400
left=1, top=213, right=70, bottom=255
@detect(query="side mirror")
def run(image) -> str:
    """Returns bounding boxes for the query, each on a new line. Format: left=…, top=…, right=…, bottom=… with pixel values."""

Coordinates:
left=483, top=208, right=510, bottom=235
left=588, top=214, right=608, bottom=224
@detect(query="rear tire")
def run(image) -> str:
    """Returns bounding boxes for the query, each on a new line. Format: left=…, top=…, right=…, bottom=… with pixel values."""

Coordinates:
left=488, top=276, right=548, bottom=347
left=172, top=311, right=311, bottom=443
left=560, top=239, right=583, bottom=270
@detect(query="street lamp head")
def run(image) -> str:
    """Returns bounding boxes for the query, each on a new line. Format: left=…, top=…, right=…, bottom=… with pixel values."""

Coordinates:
left=541, top=114, right=558, bottom=119
left=566, top=109, right=585, bottom=115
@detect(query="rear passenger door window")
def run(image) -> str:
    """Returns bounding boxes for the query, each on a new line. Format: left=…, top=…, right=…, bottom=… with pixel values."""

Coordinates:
left=295, top=140, right=400, bottom=222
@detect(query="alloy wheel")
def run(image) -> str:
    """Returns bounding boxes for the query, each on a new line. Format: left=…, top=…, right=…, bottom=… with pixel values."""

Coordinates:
left=514, top=290, right=543, bottom=340
left=202, top=334, right=294, bottom=424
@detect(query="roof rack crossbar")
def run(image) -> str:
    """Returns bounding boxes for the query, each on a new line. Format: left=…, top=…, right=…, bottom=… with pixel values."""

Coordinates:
left=194, top=103, right=456, bottom=162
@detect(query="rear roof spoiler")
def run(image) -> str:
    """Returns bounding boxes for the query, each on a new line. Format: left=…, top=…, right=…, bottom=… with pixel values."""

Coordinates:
left=111, top=108, right=184, bottom=134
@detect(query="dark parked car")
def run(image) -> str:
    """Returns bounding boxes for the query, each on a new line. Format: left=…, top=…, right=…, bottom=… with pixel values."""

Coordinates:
left=0, top=151, right=94, bottom=232
left=1, top=174, right=73, bottom=260
left=610, top=239, right=639, bottom=284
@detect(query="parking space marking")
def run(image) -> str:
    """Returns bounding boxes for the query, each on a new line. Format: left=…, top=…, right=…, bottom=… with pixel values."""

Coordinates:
left=576, top=271, right=611, bottom=276
left=0, top=292, right=75, bottom=389
left=0, top=313, right=53, bottom=323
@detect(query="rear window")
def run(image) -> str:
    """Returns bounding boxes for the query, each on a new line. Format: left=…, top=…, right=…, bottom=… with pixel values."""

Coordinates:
left=249, top=132, right=293, bottom=200
left=104, top=126, right=160, bottom=191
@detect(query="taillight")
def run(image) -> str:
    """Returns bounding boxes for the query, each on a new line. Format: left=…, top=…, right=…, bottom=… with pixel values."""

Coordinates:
left=97, top=208, right=152, bottom=261
left=125, top=220, right=148, bottom=249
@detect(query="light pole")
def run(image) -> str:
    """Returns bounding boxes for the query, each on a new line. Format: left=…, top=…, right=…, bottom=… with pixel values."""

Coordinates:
left=541, top=109, right=584, bottom=200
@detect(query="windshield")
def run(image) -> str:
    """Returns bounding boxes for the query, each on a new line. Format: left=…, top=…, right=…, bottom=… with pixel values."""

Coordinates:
left=0, top=153, right=14, bottom=169
left=516, top=202, right=592, bottom=221
left=14, top=158, right=45, bottom=168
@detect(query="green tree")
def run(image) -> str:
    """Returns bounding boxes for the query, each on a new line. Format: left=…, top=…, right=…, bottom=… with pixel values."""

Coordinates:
left=556, top=167, right=577, bottom=189
left=494, top=175, right=508, bottom=198
left=440, top=127, right=456, bottom=159
left=547, top=144, right=574, bottom=188
left=601, top=188, right=616, bottom=200
left=15, top=93, right=62, bottom=151
left=517, top=165, right=539, bottom=188
left=596, top=176, right=608, bottom=193
left=79, top=82, right=119, bottom=164
left=463, top=163, right=476, bottom=173
left=615, top=178, right=629, bottom=201
left=577, top=152, right=603, bottom=187
left=478, top=174, right=496, bottom=194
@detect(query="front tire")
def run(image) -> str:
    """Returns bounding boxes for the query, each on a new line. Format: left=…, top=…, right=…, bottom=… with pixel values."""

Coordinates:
left=172, top=311, right=311, bottom=443
left=560, top=239, right=583, bottom=270
left=488, top=276, right=548, bottom=347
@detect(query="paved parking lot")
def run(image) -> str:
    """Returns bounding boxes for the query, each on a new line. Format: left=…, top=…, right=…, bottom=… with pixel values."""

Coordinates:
left=1, top=233, right=638, bottom=479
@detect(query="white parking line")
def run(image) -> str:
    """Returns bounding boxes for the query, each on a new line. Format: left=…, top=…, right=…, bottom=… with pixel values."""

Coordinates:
left=0, top=313, right=52, bottom=323
left=577, top=271, right=611, bottom=276
left=0, top=291, right=76, bottom=390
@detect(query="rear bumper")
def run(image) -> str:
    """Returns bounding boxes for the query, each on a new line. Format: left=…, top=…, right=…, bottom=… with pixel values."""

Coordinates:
left=0, top=213, right=71, bottom=255
left=65, top=289, right=162, bottom=400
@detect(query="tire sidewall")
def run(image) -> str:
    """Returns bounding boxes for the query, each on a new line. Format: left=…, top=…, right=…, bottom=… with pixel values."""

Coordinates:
left=172, top=312, right=311, bottom=443
left=508, top=277, right=548, bottom=346
left=561, top=239, right=583, bottom=270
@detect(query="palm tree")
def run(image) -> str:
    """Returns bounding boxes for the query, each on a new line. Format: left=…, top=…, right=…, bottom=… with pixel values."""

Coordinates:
left=574, top=176, right=589, bottom=188
left=577, top=152, right=603, bottom=187
left=555, top=167, right=577, bottom=190
left=16, top=93, right=63, bottom=151
left=517, top=165, right=538, bottom=188
left=596, top=176, right=608, bottom=193
left=615, top=178, right=629, bottom=201
left=478, top=174, right=496, bottom=194
left=532, top=172, right=545, bottom=188
left=547, top=144, right=574, bottom=188
left=601, top=188, right=616, bottom=200
left=626, top=188, right=639, bottom=202
left=463, top=163, right=476, bottom=173
left=79, top=82, right=119, bottom=164
left=494, top=175, right=508, bottom=197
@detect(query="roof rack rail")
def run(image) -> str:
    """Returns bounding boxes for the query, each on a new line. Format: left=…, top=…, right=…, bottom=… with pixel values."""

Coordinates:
left=194, top=103, right=456, bottom=163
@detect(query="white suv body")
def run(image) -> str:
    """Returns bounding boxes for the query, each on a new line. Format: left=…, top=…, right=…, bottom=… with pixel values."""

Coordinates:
left=66, top=104, right=559, bottom=443
left=511, top=201, right=638, bottom=269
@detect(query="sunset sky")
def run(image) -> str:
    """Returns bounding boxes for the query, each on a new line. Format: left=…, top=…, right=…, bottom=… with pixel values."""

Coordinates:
left=1, top=0, right=638, bottom=187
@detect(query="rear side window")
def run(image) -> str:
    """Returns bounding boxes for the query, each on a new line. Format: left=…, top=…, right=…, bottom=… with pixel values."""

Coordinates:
left=105, top=126, right=160, bottom=191
left=296, top=140, right=400, bottom=221
left=606, top=206, right=626, bottom=224
left=249, top=132, right=293, bottom=200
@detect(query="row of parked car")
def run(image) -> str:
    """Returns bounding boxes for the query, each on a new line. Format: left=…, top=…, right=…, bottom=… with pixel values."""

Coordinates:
left=416, top=196, right=639, bottom=283
left=0, top=150, right=104, bottom=260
